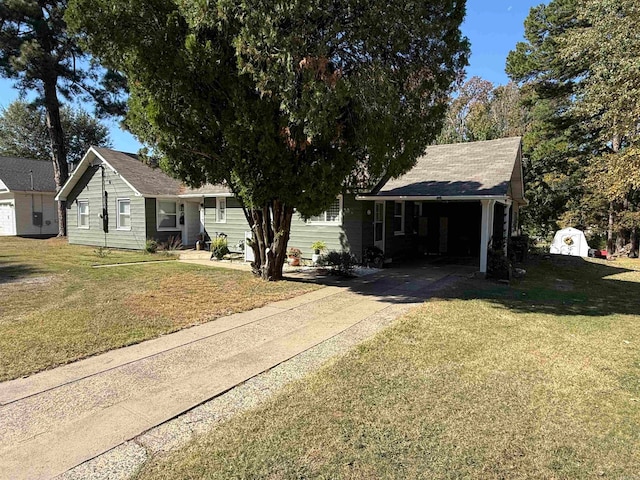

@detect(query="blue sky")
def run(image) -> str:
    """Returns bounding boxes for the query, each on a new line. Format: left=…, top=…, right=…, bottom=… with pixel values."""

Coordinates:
left=0, top=0, right=540, bottom=152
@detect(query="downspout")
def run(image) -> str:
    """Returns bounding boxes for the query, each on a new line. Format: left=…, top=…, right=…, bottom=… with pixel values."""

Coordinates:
left=100, top=165, right=108, bottom=247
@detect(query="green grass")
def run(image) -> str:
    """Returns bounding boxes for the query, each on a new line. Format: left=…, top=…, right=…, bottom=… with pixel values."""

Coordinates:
left=136, top=255, right=640, bottom=479
left=0, top=237, right=318, bottom=381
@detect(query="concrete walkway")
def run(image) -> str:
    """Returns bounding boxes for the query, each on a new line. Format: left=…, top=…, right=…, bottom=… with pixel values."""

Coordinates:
left=0, top=264, right=470, bottom=480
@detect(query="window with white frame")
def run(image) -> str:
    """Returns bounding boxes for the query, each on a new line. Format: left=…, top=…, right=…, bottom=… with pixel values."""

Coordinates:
left=117, top=199, right=131, bottom=230
left=216, top=197, right=226, bottom=223
left=308, top=197, right=342, bottom=224
left=394, top=201, right=404, bottom=234
left=77, top=200, right=89, bottom=229
left=157, top=200, right=177, bottom=230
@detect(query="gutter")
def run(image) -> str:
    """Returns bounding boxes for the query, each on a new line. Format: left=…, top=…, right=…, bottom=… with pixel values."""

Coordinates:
left=11, top=190, right=57, bottom=196
left=355, top=194, right=511, bottom=202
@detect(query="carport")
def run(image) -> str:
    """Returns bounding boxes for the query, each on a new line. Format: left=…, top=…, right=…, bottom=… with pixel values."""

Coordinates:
left=357, top=137, right=526, bottom=274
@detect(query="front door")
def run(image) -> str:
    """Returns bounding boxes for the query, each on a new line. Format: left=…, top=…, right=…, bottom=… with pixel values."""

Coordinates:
left=374, top=201, right=385, bottom=252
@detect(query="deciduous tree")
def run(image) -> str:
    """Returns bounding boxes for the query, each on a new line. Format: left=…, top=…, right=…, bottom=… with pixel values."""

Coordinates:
left=0, top=100, right=110, bottom=165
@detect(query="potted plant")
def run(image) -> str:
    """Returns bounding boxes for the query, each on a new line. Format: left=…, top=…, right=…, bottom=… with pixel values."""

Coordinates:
left=287, top=247, right=302, bottom=266
left=311, top=241, right=327, bottom=265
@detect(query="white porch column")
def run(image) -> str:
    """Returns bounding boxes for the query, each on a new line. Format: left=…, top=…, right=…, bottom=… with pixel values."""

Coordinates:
left=480, top=199, right=495, bottom=274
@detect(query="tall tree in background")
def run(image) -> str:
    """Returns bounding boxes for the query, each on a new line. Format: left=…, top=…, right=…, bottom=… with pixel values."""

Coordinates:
left=508, top=0, right=640, bottom=254
left=0, top=1, right=125, bottom=236
left=560, top=0, right=640, bottom=255
left=0, top=100, right=111, bottom=165
left=68, top=0, right=469, bottom=280
left=506, top=0, right=595, bottom=238
left=437, top=77, right=528, bottom=145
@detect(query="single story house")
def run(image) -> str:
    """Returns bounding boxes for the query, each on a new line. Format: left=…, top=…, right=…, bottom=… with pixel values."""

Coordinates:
left=56, top=137, right=525, bottom=273
left=0, top=156, right=59, bottom=237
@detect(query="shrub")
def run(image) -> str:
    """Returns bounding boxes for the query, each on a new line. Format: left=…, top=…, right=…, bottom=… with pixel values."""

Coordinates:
left=508, top=235, right=529, bottom=263
left=363, top=245, right=384, bottom=268
left=319, top=250, right=357, bottom=276
left=145, top=239, right=158, bottom=254
left=159, top=235, right=182, bottom=251
left=487, top=248, right=511, bottom=281
left=211, top=237, right=230, bottom=259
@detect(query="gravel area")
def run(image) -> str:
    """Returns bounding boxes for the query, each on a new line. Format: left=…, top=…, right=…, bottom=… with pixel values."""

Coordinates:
left=57, top=274, right=461, bottom=480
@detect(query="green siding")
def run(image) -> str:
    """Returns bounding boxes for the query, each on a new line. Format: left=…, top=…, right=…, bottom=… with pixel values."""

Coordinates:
left=203, top=197, right=247, bottom=251
left=204, top=195, right=366, bottom=260
left=66, top=166, right=147, bottom=249
left=288, top=194, right=366, bottom=261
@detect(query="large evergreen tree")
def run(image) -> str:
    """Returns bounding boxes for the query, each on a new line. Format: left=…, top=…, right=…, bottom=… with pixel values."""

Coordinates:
left=67, top=0, right=469, bottom=280
left=0, top=0, right=125, bottom=235
left=0, top=100, right=111, bottom=165
left=508, top=0, right=640, bottom=253
left=560, top=0, right=640, bottom=254
left=506, top=0, right=597, bottom=239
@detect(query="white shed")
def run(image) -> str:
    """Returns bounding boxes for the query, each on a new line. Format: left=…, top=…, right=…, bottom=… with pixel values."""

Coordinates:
left=0, top=156, right=58, bottom=237
left=549, top=227, right=590, bottom=257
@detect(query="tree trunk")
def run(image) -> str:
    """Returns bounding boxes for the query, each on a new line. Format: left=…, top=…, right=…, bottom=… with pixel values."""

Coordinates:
left=616, top=231, right=626, bottom=253
left=43, top=78, right=68, bottom=236
left=607, top=202, right=615, bottom=258
left=631, top=228, right=639, bottom=258
left=248, top=200, right=294, bottom=281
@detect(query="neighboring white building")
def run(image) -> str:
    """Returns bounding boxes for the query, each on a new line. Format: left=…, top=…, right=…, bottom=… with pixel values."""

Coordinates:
left=0, top=156, right=58, bottom=237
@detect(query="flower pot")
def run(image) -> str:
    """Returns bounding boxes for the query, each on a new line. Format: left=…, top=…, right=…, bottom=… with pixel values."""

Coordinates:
left=312, top=253, right=321, bottom=265
left=288, top=256, right=300, bottom=266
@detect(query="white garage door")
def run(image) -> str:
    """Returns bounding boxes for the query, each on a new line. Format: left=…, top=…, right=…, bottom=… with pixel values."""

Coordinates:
left=0, top=202, right=16, bottom=236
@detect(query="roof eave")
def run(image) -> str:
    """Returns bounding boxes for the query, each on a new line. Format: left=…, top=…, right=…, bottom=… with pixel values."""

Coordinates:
left=55, top=147, right=144, bottom=201
left=355, top=194, right=510, bottom=202
left=178, top=192, right=234, bottom=199
left=10, top=190, right=57, bottom=195
left=55, top=148, right=97, bottom=201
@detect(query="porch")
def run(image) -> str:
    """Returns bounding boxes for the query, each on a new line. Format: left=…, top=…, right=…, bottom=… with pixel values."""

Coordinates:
left=361, top=198, right=518, bottom=274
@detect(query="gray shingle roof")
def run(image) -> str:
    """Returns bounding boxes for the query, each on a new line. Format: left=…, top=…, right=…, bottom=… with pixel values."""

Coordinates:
left=0, top=156, right=56, bottom=192
left=374, top=137, right=522, bottom=197
left=93, top=148, right=231, bottom=197
left=93, top=148, right=183, bottom=196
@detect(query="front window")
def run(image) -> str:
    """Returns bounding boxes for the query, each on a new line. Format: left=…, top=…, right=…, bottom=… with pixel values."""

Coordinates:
left=308, top=197, right=342, bottom=224
left=157, top=200, right=177, bottom=230
left=216, top=198, right=226, bottom=223
left=394, top=201, right=404, bottom=234
left=117, top=199, right=131, bottom=230
left=78, top=200, right=89, bottom=229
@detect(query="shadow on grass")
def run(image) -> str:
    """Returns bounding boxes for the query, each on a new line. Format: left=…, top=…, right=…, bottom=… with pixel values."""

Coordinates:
left=286, top=255, right=640, bottom=317
left=437, top=255, right=640, bottom=318
left=0, top=263, right=45, bottom=285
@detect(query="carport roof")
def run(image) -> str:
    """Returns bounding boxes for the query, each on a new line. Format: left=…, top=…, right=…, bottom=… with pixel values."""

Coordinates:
left=0, top=156, right=56, bottom=192
left=367, top=137, right=522, bottom=199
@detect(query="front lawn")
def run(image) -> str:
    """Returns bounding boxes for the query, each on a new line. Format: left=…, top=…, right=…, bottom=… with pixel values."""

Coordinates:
left=0, top=237, right=318, bottom=381
left=136, top=255, right=640, bottom=479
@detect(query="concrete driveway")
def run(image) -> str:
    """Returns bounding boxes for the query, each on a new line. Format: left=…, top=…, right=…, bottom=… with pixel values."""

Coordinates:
left=0, top=263, right=470, bottom=480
